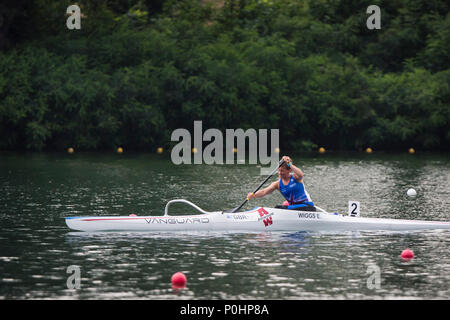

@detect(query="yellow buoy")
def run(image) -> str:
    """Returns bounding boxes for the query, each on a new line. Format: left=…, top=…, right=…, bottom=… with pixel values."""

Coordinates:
left=67, top=147, right=74, bottom=154
left=274, top=147, right=280, bottom=154
left=318, top=147, right=326, bottom=154
left=408, top=148, right=415, bottom=154
left=157, top=147, right=163, bottom=154
left=366, top=147, right=373, bottom=154
left=192, top=147, right=198, bottom=154
left=117, top=147, right=123, bottom=154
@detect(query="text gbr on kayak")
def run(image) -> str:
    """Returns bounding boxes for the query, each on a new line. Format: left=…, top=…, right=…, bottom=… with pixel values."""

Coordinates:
left=171, top=121, right=279, bottom=174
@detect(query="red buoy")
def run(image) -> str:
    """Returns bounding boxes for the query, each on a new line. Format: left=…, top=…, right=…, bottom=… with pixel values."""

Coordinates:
left=171, top=272, right=187, bottom=288
left=401, top=248, right=414, bottom=260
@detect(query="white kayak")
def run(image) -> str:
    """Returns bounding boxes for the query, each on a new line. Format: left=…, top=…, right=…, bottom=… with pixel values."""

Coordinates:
left=65, top=199, right=450, bottom=232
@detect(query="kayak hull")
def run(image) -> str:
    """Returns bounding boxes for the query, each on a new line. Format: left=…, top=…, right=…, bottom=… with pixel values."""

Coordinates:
left=65, top=207, right=450, bottom=232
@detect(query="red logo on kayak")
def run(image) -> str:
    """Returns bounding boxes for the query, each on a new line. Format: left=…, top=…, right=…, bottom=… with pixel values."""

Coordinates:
left=263, top=217, right=273, bottom=227
left=258, top=208, right=269, bottom=217
left=257, top=208, right=273, bottom=227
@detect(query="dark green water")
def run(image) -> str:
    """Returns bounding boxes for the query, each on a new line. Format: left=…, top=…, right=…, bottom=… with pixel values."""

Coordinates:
left=0, top=152, right=449, bottom=299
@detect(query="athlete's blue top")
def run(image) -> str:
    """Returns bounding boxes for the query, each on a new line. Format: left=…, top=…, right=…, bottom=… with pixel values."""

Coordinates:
left=279, top=174, right=314, bottom=209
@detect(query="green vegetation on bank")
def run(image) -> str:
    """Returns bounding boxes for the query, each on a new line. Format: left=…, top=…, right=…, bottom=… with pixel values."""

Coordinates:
left=0, top=0, right=448, bottom=152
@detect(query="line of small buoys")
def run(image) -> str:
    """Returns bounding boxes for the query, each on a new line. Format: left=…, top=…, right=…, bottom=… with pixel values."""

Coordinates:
left=67, top=146, right=166, bottom=154
left=315, top=147, right=417, bottom=154
left=192, top=147, right=281, bottom=154
left=66, top=146, right=417, bottom=155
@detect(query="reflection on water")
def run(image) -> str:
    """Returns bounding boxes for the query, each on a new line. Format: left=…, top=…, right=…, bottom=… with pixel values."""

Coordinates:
left=0, top=152, right=449, bottom=299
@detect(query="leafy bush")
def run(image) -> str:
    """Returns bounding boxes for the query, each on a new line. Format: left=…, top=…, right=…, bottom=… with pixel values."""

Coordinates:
left=0, top=0, right=448, bottom=151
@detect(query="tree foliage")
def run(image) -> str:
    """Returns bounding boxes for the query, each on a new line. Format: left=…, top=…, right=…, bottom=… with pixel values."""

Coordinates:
left=0, top=0, right=448, bottom=151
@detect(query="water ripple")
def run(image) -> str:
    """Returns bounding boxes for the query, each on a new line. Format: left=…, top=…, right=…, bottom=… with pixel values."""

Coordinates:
left=0, top=153, right=449, bottom=299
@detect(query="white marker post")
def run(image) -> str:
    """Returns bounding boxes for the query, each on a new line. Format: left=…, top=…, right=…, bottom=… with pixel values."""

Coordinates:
left=348, top=201, right=360, bottom=217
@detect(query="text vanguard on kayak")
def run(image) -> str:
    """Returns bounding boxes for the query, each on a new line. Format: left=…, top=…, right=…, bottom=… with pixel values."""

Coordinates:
left=171, top=121, right=279, bottom=175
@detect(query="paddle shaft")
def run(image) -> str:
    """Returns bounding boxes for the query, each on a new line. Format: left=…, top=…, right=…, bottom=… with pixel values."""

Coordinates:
left=231, top=160, right=285, bottom=213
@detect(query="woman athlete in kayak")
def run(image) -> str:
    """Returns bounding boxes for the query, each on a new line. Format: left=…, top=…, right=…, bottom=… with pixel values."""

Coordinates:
left=246, top=156, right=315, bottom=210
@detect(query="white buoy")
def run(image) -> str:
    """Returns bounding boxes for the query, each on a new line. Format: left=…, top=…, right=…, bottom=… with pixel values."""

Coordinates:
left=407, top=188, right=417, bottom=197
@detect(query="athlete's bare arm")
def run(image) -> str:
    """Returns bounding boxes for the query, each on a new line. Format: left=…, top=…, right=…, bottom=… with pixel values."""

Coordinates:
left=247, top=181, right=279, bottom=200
